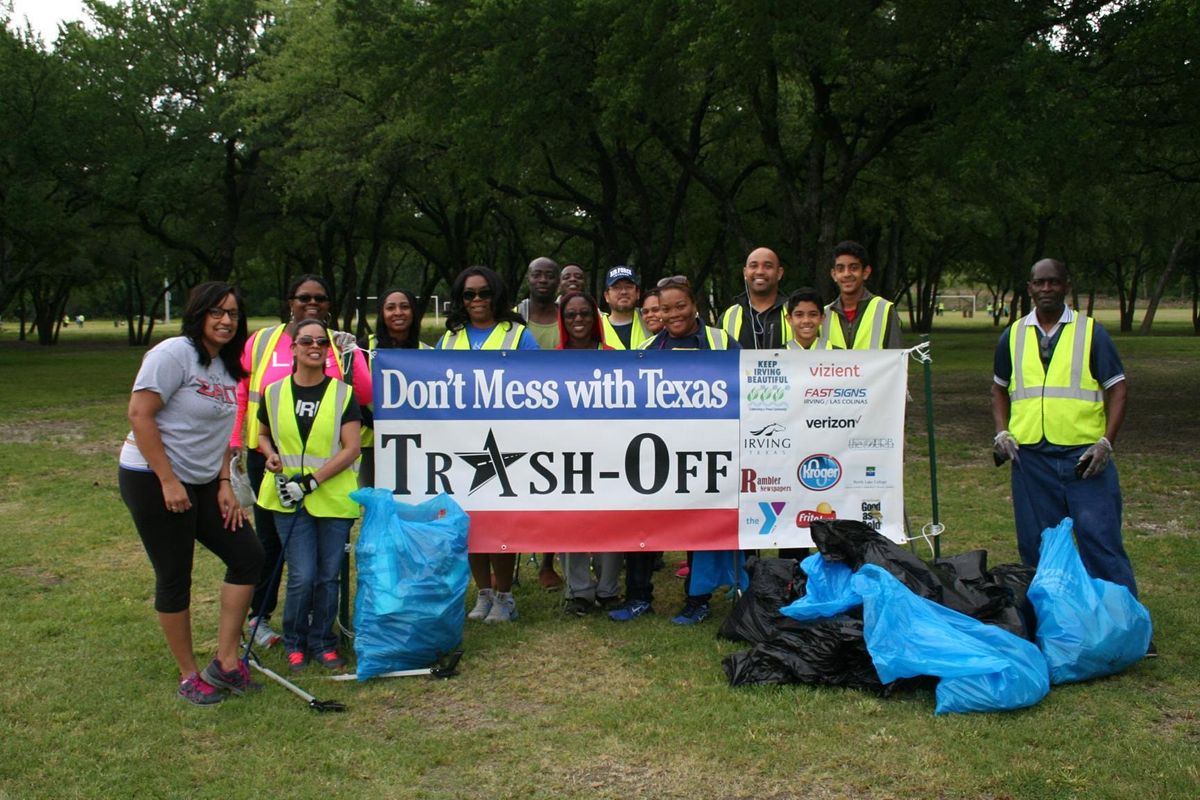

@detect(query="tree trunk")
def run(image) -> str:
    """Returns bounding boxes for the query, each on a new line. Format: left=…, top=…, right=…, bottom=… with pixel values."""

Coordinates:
left=1140, top=235, right=1186, bottom=335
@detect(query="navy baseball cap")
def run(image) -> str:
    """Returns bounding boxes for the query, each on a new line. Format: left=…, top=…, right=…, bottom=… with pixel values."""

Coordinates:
left=605, top=266, right=638, bottom=287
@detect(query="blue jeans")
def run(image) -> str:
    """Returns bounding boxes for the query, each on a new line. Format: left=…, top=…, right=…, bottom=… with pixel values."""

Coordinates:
left=275, top=509, right=352, bottom=654
left=1010, top=446, right=1137, bottom=596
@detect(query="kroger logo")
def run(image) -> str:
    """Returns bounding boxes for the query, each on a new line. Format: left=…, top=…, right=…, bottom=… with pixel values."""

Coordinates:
left=797, top=454, right=842, bottom=491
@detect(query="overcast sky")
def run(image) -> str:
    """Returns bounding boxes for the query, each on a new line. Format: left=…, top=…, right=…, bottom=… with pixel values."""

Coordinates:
left=7, top=0, right=91, bottom=42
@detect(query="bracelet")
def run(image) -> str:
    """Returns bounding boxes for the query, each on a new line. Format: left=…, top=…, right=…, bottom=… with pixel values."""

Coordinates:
left=218, top=477, right=232, bottom=483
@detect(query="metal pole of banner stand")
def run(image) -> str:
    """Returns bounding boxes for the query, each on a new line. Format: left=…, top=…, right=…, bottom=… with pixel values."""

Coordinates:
left=920, top=335, right=941, bottom=559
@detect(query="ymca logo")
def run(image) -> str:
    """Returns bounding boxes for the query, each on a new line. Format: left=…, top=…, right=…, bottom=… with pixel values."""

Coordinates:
left=797, top=454, right=842, bottom=491
left=758, top=502, right=787, bottom=535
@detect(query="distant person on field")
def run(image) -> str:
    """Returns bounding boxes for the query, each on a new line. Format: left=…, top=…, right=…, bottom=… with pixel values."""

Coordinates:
left=990, top=259, right=1150, bottom=653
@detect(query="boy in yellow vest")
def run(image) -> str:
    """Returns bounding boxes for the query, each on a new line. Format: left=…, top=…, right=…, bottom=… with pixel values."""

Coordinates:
left=823, top=241, right=902, bottom=349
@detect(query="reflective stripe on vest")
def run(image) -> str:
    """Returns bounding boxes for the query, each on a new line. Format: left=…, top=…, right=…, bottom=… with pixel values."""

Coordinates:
left=636, top=324, right=731, bottom=350
left=721, top=304, right=793, bottom=346
left=437, top=322, right=527, bottom=350
left=1007, top=315, right=1105, bottom=446
left=600, top=312, right=651, bottom=350
left=821, top=296, right=890, bottom=350
left=786, top=335, right=834, bottom=350
left=258, top=378, right=359, bottom=518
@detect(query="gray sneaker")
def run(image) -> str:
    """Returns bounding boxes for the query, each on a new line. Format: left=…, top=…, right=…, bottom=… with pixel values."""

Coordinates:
left=249, top=617, right=281, bottom=649
left=468, top=588, right=495, bottom=621
left=484, top=591, right=518, bottom=623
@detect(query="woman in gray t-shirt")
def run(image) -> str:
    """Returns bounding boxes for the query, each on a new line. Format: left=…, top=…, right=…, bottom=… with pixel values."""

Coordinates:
left=118, top=282, right=265, bottom=706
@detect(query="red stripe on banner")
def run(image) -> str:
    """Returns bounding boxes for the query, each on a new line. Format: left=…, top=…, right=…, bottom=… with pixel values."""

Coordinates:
left=465, top=509, right=740, bottom=553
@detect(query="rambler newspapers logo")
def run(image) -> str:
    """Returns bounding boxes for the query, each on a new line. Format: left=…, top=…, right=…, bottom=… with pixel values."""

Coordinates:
left=743, top=421, right=791, bottom=453
left=797, top=454, right=842, bottom=491
left=745, top=360, right=790, bottom=411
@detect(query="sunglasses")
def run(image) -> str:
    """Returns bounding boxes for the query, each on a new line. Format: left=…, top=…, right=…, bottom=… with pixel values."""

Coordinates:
left=294, top=335, right=331, bottom=347
left=461, top=288, right=494, bottom=302
left=657, top=275, right=690, bottom=288
left=292, top=293, right=330, bottom=304
left=207, top=307, right=240, bottom=320
left=562, top=309, right=594, bottom=321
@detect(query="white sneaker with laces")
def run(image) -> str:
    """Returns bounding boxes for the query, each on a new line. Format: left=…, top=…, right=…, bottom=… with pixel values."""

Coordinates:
left=484, top=591, right=517, bottom=623
left=468, top=588, right=495, bottom=621
left=249, top=617, right=281, bottom=649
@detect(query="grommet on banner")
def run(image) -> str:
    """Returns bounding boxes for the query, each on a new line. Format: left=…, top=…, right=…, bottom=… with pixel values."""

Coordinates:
left=638, top=542, right=646, bottom=549
left=499, top=543, right=508, bottom=551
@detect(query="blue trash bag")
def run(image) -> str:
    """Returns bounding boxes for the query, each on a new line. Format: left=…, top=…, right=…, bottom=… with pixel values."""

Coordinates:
left=779, top=554, right=860, bottom=622
left=1027, top=517, right=1152, bottom=684
left=349, top=489, right=470, bottom=679
left=852, top=565, right=1050, bottom=715
left=689, top=550, right=750, bottom=596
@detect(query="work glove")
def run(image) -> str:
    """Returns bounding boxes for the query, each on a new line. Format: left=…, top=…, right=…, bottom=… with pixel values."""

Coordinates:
left=993, top=430, right=1020, bottom=465
left=1076, top=436, right=1113, bottom=480
left=276, top=473, right=319, bottom=508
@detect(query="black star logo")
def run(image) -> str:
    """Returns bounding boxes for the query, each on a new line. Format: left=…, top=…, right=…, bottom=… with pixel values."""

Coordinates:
left=455, top=429, right=526, bottom=496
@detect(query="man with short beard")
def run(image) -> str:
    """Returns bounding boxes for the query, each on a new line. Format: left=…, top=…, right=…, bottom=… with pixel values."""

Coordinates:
left=515, top=257, right=563, bottom=349
left=720, top=246, right=791, bottom=349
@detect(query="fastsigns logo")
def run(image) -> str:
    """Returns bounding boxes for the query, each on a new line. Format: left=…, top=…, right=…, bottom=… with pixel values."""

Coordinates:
left=797, top=454, right=842, bottom=491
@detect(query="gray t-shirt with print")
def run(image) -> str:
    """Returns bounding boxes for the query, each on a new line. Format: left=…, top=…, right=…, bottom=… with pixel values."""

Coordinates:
left=120, top=336, right=238, bottom=484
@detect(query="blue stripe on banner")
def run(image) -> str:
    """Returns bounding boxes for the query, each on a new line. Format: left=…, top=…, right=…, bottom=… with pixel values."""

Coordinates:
left=374, top=349, right=740, bottom=421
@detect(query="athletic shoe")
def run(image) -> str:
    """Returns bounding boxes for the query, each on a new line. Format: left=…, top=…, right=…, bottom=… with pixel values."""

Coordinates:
left=484, top=591, right=518, bottom=623
left=201, top=658, right=262, bottom=695
left=671, top=601, right=711, bottom=625
left=538, top=568, right=563, bottom=590
left=564, top=597, right=594, bottom=617
left=314, top=650, right=347, bottom=670
left=468, top=588, right=495, bottom=621
left=675, top=565, right=690, bottom=579
left=287, top=650, right=308, bottom=673
left=596, top=595, right=624, bottom=610
left=608, top=600, right=653, bottom=622
left=248, top=616, right=281, bottom=649
left=178, top=672, right=224, bottom=706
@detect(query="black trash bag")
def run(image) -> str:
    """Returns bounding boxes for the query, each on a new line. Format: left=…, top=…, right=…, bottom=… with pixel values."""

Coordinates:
left=934, top=550, right=1030, bottom=639
left=811, top=520, right=1026, bottom=638
left=717, top=556, right=805, bottom=643
left=723, top=616, right=881, bottom=690
left=991, top=563, right=1038, bottom=641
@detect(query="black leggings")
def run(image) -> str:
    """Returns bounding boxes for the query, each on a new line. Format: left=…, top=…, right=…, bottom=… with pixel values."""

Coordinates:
left=119, top=468, right=264, bottom=613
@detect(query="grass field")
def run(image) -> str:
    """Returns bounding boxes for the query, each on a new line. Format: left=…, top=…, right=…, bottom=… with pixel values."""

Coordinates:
left=0, top=323, right=1197, bottom=799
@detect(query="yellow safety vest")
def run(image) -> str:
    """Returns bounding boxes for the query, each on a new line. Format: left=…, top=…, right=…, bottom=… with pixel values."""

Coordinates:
left=1007, top=315, right=1105, bottom=446
left=362, top=334, right=429, bottom=448
left=600, top=312, right=652, bottom=350
left=821, top=296, right=893, bottom=350
left=435, top=322, right=527, bottom=350
left=786, top=336, right=836, bottom=350
left=244, top=324, right=346, bottom=447
left=257, top=377, right=360, bottom=518
left=720, top=304, right=793, bottom=346
left=640, top=324, right=731, bottom=350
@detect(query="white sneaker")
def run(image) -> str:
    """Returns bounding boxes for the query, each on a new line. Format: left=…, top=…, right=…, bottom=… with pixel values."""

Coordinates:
left=468, top=589, right=495, bottom=621
left=484, top=591, right=517, bottom=623
left=249, top=617, right=281, bottom=649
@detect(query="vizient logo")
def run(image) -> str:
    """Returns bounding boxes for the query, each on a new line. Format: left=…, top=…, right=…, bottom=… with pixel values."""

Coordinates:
left=797, top=454, right=842, bottom=491
left=757, top=502, right=787, bottom=535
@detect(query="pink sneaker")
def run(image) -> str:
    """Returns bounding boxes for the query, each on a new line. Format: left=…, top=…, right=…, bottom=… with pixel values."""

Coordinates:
left=178, top=672, right=223, bottom=706
left=675, top=565, right=690, bottom=579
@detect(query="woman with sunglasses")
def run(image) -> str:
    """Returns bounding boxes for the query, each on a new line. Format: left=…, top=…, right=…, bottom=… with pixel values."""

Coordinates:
left=231, top=274, right=371, bottom=650
left=358, top=288, right=429, bottom=487
left=633, top=277, right=741, bottom=625
left=256, top=318, right=362, bottom=672
left=437, top=266, right=538, bottom=623
left=119, top=282, right=264, bottom=705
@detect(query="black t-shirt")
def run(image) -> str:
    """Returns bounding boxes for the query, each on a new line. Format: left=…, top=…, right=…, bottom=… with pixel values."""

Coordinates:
left=258, top=376, right=361, bottom=446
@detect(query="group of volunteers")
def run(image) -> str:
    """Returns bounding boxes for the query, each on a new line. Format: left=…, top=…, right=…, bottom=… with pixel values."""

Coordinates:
left=117, top=239, right=1148, bottom=705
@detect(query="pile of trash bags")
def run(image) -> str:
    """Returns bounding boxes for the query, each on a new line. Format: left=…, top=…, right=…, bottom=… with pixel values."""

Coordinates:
left=722, top=517, right=1152, bottom=714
